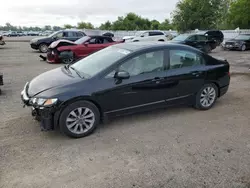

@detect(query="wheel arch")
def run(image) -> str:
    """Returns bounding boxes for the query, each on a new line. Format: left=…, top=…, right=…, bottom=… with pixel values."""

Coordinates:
left=204, top=81, right=220, bottom=97
left=54, top=96, right=103, bottom=129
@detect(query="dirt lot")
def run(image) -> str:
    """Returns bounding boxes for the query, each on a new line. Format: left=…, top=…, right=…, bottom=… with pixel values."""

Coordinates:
left=0, top=42, right=250, bottom=188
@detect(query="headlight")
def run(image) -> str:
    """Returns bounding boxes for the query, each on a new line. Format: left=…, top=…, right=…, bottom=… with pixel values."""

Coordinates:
left=31, top=39, right=38, bottom=43
left=30, top=98, right=58, bottom=106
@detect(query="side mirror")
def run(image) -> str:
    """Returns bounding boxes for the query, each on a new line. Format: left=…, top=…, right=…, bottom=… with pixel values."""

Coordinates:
left=84, top=42, right=89, bottom=46
left=114, top=71, right=130, bottom=79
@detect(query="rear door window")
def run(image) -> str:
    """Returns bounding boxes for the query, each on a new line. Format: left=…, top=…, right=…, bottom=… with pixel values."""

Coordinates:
left=67, top=32, right=76, bottom=37
left=149, top=31, right=164, bottom=36
left=77, top=32, right=85, bottom=37
left=169, top=50, right=205, bottom=69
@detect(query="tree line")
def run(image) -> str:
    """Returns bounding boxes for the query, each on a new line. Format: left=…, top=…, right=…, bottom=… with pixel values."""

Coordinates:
left=0, top=0, right=249, bottom=32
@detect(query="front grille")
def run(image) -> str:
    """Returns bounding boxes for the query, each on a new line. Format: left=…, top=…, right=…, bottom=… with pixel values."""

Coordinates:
left=225, top=42, right=235, bottom=45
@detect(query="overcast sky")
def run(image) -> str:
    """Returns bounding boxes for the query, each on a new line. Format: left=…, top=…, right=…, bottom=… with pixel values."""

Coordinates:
left=0, top=0, right=179, bottom=27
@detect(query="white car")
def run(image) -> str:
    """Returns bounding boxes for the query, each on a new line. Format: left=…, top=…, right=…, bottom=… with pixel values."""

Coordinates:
left=124, top=30, right=168, bottom=42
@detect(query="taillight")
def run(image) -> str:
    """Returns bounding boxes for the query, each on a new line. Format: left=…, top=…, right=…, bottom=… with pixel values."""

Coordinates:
left=228, top=72, right=230, bottom=76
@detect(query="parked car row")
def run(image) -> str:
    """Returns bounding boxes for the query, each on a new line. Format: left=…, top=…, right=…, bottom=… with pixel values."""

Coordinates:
left=30, top=29, right=228, bottom=65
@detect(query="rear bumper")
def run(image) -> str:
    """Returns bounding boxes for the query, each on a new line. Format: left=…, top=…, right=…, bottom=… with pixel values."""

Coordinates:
left=219, top=85, right=229, bottom=97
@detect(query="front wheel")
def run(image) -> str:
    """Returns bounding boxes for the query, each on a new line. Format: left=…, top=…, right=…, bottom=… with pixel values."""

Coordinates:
left=59, top=100, right=100, bottom=138
left=39, top=43, right=48, bottom=53
left=241, top=44, right=246, bottom=51
left=194, top=83, right=218, bottom=110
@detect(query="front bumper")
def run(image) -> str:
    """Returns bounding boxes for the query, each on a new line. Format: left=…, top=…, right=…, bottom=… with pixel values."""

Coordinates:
left=21, top=85, right=58, bottom=131
left=0, top=41, right=5, bottom=45
left=223, top=44, right=241, bottom=50
left=30, top=43, right=39, bottom=50
left=47, top=50, right=60, bottom=64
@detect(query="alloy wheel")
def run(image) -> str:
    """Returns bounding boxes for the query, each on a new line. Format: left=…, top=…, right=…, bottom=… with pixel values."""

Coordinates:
left=66, top=107, right=95, bottom=134
left=40, top=44, right=48, bottom=53
left=62, top=58, right=74, bottom=64
left=200, top=86, right=216, bottom=108
left=241, top=45, right=246, bottom=51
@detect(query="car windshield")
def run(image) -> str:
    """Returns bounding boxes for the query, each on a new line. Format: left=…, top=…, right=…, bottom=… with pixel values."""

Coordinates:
left=235, top=35, right=250, bottom=40
left=172, top=34, right=190, bottom=41
left=49, top=31, right=61, bottom=37
left=75, top=36, right=91, bottom=44
left=70, top=46, right=131, bottom=78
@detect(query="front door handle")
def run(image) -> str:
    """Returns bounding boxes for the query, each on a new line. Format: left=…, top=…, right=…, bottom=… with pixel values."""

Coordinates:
left=152, top=77, right=164, bottom=84
left=191, top=71, right=202, bottom=77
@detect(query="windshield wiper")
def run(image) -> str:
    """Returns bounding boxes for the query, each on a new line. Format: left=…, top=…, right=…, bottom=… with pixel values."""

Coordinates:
left=69, top=66, right=84, bottom=78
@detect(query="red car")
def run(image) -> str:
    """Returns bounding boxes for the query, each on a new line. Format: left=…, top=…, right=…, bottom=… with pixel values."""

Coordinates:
left=46, top=36, right=125, bottom=64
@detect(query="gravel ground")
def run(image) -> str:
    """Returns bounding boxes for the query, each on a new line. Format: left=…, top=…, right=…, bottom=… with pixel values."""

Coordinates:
left=0, top=42, right=250, bottom=188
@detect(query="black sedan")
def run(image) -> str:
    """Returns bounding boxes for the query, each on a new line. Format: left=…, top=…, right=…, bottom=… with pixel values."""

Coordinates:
left=30, top=30, right=86, bottom=53
left=169, top=34, right=217, bottom=53
left=223, top=34, right=250, bottom=51
left=21, top=42, right=230, bottom=138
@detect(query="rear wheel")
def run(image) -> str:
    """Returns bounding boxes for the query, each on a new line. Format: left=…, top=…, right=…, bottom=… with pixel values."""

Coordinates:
left=194, top=83, right=218, bottom=110
left=59, top=100, right=100, bottom=138
left=39, top=43, right=48, bottom=53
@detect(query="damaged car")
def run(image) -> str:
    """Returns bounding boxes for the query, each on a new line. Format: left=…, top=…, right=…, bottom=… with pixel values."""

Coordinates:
left=44, top=35, right=125, bottom=64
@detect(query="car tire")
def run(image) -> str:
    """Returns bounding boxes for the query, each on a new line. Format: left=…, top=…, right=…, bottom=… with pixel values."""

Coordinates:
left=241, top=44, right=246, bottom=51
left=194, top=83, right=218, bottom=110
left=59, top=100, right=100, bottom=138
left=39, top=43, right=48, bottom=53
left=61, top=51, right=75, bottom=64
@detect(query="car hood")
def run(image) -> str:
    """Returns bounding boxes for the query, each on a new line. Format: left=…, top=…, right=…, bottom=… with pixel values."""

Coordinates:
left=49, top=39, right=76, bottom=48
left=123, top=36, right=135, bottom=40
left=30, top=36, right=48, bottom=42
left=168, top=40, right=184, bottom=44
left=27, top=66, right=82, bottom=97
left=225, top=39, right=243, bottom=43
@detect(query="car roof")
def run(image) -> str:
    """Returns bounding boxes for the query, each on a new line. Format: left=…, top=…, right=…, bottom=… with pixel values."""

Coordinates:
left=88, top=35, right=111, bottom=38
left=113, top=41, right=200, bottom=52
